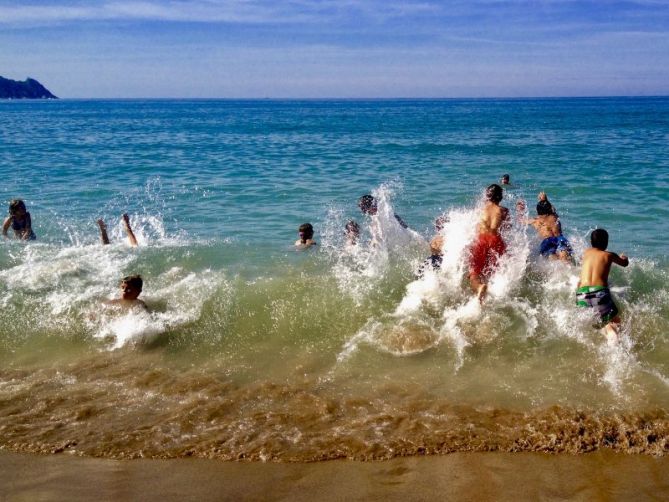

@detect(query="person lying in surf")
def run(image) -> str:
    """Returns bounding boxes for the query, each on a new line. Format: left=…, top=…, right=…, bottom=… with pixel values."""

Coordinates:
left=526, top=196, right=573, bottom=262
left=417, top=234, right=444, bottom=278
left=295, top=222, right=317, bottom=249
left=104, top=275, right=148, bottom=310
left=97, top=213, right=138, bottom=247
left=576, top=228, right=629, bottom=344
left=345, top=220, right=360, bottom=247
left=2, top=199, right=36, bottom=240
left=468, top=184, right=509, bottom=302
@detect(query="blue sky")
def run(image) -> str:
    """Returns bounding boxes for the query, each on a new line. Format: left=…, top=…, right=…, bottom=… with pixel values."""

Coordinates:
left=1, top=0, right=668, bottom=98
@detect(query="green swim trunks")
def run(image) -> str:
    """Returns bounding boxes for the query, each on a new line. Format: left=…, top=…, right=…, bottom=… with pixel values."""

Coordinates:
left=576, top=285, right=619, bottom=323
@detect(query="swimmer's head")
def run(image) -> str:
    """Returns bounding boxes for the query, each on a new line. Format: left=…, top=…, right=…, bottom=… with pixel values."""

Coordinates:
left=434, top=215, right=448, bottom=232
left=120, top=275, right=143, bottom=300
left=536, top=200, right=554, bottom=216
left=298, top=223, right=314, bottom=242
left=485, top=184, right=503, bottom=204
left=590, top=229, right=609, bottom=250
left=345, top=220, right=360, bottom=236
left=358, top=194, right=377, bottom=215
left=501, top=174, right=510, bottom=185
left=9, top=199, right=26, bottom=216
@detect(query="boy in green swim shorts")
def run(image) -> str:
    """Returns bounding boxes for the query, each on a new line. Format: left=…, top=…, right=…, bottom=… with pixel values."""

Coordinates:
left=576, top=228, right=629, bottom=344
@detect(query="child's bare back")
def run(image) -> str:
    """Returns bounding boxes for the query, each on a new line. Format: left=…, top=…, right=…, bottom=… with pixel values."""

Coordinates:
left=576, top=229, right=629, bottom=344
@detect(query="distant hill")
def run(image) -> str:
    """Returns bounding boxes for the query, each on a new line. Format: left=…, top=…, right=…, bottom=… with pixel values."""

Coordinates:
left=0, top=76, right=58, bottom=99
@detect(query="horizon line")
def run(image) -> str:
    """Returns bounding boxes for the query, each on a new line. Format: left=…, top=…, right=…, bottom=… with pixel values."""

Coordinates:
left=5, top=95, right=669, bottom=101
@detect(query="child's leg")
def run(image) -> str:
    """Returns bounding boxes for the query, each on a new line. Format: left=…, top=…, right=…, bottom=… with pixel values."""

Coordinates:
left=97, top=219, right=110, bottom=245
left=469, top=273, right=487, bottom=302
left=121, top=214, right=138, bottom=247
left=603, top=315, right=622, bottom=345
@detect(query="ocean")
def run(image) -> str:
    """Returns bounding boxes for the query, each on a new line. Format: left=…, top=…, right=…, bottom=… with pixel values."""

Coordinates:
left=0, top=98, right=667, bottom=460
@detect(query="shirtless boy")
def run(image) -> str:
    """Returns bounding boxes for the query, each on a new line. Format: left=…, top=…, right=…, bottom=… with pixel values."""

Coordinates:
left=104, top=275, right=147, bottom=310
left=526, top=196, right=572, bottom=261
left=469, top=184, right=509, bottom=301
left=97, top=213, right=138, bottom=247
left=295, top=222, right=317, bottom=249
left=576, top=228, right=629, bottom=343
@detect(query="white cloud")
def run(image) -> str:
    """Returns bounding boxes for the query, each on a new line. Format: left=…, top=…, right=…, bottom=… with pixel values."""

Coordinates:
left=0, top=0, right=443, bottom=25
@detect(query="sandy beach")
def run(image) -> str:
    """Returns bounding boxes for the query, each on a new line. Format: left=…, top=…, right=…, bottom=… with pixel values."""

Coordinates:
left=1, top=450, right=668, bottom=501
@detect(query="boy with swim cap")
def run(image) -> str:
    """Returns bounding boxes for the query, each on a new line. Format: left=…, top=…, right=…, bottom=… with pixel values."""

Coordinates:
left=295, top=222, right=317, bottom=249
left=526, top=194, right=572, bottom=261
left=576, top=228, right=629, bottom=343
left=469, top=184, right=509, bottom=301
left=3, top=199, right=36, bottom=240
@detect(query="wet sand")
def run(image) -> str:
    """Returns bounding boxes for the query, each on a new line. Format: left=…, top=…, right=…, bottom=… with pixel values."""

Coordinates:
left=1, top=450, right=668, bottom=501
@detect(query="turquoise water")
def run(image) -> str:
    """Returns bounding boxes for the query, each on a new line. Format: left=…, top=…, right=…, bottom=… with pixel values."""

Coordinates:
left=0, top=98, right=667, bottom=460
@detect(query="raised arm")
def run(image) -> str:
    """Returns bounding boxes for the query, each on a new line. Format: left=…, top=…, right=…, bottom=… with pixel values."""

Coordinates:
left=96, top=219, right=110, bottom=245
left=122, top=214, right=138, bottom=247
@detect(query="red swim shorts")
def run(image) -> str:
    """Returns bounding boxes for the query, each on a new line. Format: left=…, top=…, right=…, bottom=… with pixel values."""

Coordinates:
left=469, top=233, right=506, bottom=278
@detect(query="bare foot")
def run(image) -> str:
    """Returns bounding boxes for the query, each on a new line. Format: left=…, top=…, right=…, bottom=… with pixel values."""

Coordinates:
left=96, top=218, right=106, bottom=230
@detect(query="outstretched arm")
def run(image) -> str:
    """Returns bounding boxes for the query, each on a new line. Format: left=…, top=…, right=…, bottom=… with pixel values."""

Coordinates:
left=96, top=219, right=110, bottom=245
left=612, top=252, right=629, bottom=267
left=122, top=214, right=138, bottom=247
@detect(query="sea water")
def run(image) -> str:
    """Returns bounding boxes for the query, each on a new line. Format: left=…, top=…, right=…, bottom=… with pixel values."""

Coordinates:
left=0, top=98, right=667, bottom=460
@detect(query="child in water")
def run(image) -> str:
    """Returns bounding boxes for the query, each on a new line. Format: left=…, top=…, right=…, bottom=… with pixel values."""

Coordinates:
left=345, top=220, right=360, bottom=246
left=417, top=235, right=444, bottom=278
left=469, top=184, right=509, bottom=302
left=526, top=194, right=572, bottom=262
left=576, top=228, right=629, bottom=344
left=358, top=194, right=408, bottom=228
left=295, top=223, right=317, bottom=249
left=97, top=213, right=139, bottom=247
left=104, top=275, right=147, bottom=310
left=2, top=199, right=36, bottom=240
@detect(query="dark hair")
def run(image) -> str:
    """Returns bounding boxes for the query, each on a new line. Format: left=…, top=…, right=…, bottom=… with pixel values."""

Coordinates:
left=485, top=184, right=503, bottom=203
left=121, top=274, right=143, bottom=291
left=358, top=194, right=377, bottom=214
left=298, top=223, right=314, bottom=240
left=501, top=174, right=510, bottom=182
left=434, top=215, right=448, bottom=231
left=590, top=229, right=609, bottom=250
left=9, top=199, right=26, bottom=214
left=536, top=200, right=553, bottom=216
left=345, top=220, right=360, bottom=234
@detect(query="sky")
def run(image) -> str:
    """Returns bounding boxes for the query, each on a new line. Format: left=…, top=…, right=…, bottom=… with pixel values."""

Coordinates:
left=0, top=0, right=668, bottom=98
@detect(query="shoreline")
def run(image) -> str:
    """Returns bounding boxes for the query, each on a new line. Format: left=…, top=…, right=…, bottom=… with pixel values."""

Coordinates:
left=1, top=450, right=668, bottom=501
